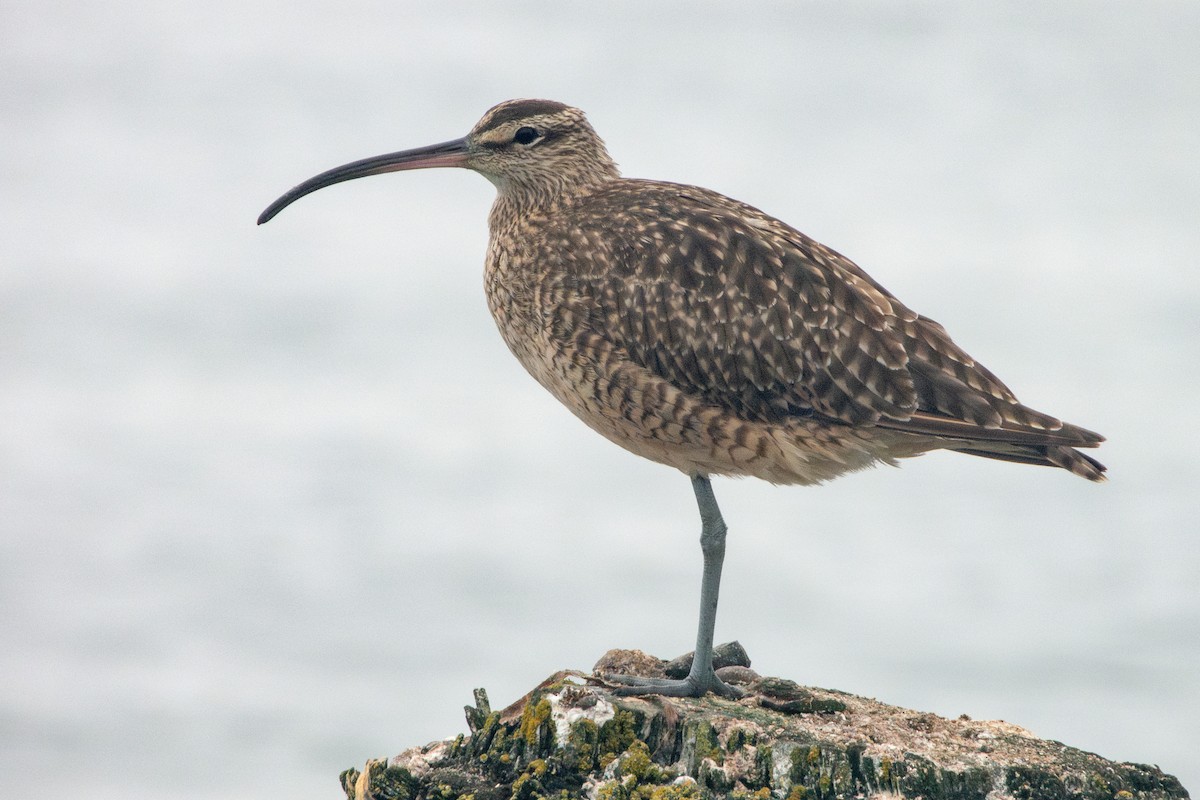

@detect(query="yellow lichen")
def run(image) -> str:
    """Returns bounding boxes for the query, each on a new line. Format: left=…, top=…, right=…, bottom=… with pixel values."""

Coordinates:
left=510, top=759, right=548, bottom=800
left=621, top=740, right=653, bottom=781
left=599, top=711, right=637, bottom=759
left=596, top=777, right=632, bottom=800
left=519, top=699, right=553, bottom=747
left=639, top=782, right=700, bottom=800
left=567, top=718, right=600, bottom=772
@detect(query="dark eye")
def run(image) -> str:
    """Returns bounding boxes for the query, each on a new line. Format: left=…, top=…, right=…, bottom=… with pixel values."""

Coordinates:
left=513, top=126, right=540, bottom=145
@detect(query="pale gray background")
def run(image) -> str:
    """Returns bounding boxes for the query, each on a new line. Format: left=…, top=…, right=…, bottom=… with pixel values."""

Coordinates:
left=2, top=1, right=1197, bottom=797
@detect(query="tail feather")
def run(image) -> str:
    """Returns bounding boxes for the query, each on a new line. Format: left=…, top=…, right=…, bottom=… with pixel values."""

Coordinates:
left=952, top=443, right=1107, bottom=482
left=876, top=409, right=1104, bottom=448
left=1044, top=444, right=1107, bottom=482
left=873, top=407, right=1107, bottom=482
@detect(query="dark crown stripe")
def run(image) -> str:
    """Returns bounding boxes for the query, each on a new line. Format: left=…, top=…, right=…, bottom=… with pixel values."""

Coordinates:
left=479, top=99, right=571, bottom=132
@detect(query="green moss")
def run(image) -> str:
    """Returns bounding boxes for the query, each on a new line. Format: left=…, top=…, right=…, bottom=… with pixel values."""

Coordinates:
left=752, top=743, right=773, bottom=789
left=785, top=786, right=808, bottom=800
left=832, top=760, right=854, bottom=795
left=849, top=748, right=876, bottom=789
left=638, top=783, right=699, bottom=800
left=595, top=736, right=688, bottom=800
left=487, top=726, right=511, bottom=765
left=509, top=771, right=537, bottom=799
left=789, top=745, right=825, bottom=798
left=339, top=761, right=419, bottom=800
left=599, top=711, right=638, bottom=760
left=621, top=740, right=654, bottom=781
left=566, top=718, right=600, bottom=772
left=597, top=778, right=632, bottom=800
left=689, top=721, right=722, bottom=765
left=732, top=789, right=770, bottom=800
left=699, top=760, right=734, bottom=795
left=789, top=746, right=811, bottom=784
left=520, top=699, right=553, bottom=747
left=726, top=727, right=756, bottom=752
left=448, top=733, right=466, bottom=759
left=472, top=712, right=502, bottom=757
left=510, top=759, right=549, bottom=800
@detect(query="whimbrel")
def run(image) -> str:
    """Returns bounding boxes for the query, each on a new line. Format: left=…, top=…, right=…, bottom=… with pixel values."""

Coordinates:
left=259, top=99, right=1105, bottom=698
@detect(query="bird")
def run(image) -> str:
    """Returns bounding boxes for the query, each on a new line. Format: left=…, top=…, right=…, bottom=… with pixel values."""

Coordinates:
left=258, top=98, right=1105, bottom=699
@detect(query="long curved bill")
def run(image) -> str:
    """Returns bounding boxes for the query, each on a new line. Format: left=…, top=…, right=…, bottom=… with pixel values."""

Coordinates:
left=257, top=137, right=469, bottom=225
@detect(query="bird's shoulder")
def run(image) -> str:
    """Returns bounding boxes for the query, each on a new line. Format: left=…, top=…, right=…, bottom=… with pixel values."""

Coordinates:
left=538, top=179, right=932, bottom=424
left=555, top=180, right=909, bottom=324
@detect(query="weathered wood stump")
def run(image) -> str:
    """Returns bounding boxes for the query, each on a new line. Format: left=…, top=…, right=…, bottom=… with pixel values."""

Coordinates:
left=340, top=647, right=1188, bottom=800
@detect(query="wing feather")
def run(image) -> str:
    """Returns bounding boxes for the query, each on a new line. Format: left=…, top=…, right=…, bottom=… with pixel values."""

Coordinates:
left=542, top=180, right=1102, bottom=451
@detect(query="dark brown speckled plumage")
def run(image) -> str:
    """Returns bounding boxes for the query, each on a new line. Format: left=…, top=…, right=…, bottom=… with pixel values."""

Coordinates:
left=472, top=100, right=1104, bottom=485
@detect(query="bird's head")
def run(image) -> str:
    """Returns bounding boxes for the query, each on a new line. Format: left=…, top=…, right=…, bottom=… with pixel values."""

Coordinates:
left=258, top=99, right=619, bottom=224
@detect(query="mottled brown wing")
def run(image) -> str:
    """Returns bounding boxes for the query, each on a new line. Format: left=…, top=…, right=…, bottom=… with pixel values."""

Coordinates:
left=543, top=181, right=1098, bottom=447
left=537, top=183, right=911, bottom=426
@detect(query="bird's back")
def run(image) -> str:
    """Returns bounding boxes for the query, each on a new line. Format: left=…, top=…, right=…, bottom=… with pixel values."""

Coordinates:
left=485, top=176, right=1104, bottom=484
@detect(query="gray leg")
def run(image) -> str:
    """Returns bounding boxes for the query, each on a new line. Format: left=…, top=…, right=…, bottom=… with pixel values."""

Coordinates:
left=606, top=474, right=743, bottom=698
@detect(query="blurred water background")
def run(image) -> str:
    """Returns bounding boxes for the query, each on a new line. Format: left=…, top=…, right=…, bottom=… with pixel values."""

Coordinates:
left=2, top=1, right=1197, bottom=797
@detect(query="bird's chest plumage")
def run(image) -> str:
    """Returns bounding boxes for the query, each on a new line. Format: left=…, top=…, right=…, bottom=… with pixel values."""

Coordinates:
left=482, top=206, right=637, bottom=444
left=484, top=218, right=549, bottom=368
left=483, top=234, right=519, bottom=328
left=483, top=218, right=595, bottom=425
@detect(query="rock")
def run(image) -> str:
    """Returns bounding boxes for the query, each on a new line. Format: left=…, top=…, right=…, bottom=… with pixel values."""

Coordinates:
left=714, top=666, right=759, bottom=686
left=593, top=648, right=668, bottom=679
left=664, top=641, right=751, bottom=679
left=754, top=676, right=846, bottom=715
left=341, top=652, right=1189, bottom=800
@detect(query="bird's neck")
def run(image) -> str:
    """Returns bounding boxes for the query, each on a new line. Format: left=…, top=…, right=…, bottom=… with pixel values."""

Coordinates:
left=487, top=159, right=620, bottom=218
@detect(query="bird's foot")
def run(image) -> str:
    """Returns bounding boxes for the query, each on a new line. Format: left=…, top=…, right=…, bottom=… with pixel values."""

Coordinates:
left=602, top=670, right=745, bottom=699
